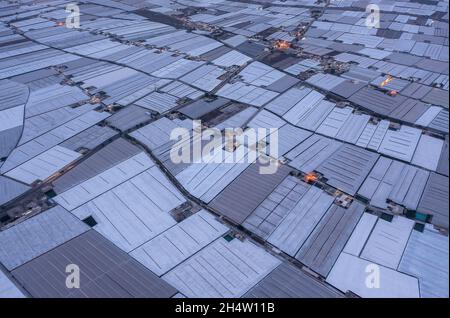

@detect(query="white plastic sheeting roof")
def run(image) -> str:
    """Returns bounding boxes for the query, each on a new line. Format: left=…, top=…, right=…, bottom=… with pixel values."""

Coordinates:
left=360, top=216, right=414, bottom=269
left=55, top=152, right=155, bottom=211
left=163, top=238, right=281, bottom=298
left=131, top=210, right=229, bottom=276
left=327, top=252, right=420, bottom=298
left=399, top=225, right=449, bottom=298
left=0, top=270, right=25, bottom=298
left=5, top=145, right=82, bottom=185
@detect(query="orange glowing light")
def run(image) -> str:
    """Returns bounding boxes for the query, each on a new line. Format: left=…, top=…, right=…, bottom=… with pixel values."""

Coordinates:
left=304, top=172, right=318, bottom=183
left=273, top=40, right=291, bottom=50
left=380, top=75, right=393, bottom=87
left=389, top=90, right=398, bottom=96
left=57, top=22, right=65, bottom=26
